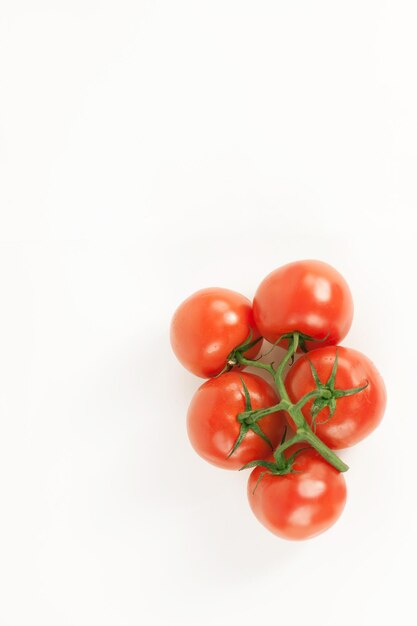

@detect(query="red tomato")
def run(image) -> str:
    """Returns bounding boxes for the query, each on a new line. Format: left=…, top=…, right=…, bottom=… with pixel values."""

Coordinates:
left=171, top=288, right=261, bottom=378
left=285, top=346, right=386, bottom=449
left=247, top=447, right=347, bottom=540
left=253, top=260, right=353, bottom=349
left=187, top=372, right=286, bottom=470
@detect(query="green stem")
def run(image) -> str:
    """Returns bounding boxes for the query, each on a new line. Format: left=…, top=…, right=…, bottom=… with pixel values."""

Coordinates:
left=287, top=402, right=348, bottom=472
left=235, top=353, right=275, bottom=377
left=274, top=332, right=299, bottom=401
left=270, top=411, right=348, bottom=472
left=273, top=433, right=305, bottom=469
left=239, top=401, right=289, bottom=424
left=299, top=426, right=349, bottom=472
left=292, top=388, right=330, bottom=412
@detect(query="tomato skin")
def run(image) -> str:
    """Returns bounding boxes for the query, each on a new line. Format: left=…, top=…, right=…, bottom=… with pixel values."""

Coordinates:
left=286, top=346, right=386, bottom=449
left=170, top=288, right=261, bottom=378
left=253, top=260, right=353, bottom=349
left=187, top=372, right=286, bottom=470
left=247, top=448, right=347, bottom=540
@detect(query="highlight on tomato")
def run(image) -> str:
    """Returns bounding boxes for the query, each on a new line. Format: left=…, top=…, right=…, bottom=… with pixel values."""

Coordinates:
left=187, top=372, right=286, bottom=470
left=285, top=346, right=386, bottom=449
left=170, top=287, right=261, bottom=378
left=247, top=447, right=347, bottom=540
left=253, top=260, right=353, bottom=350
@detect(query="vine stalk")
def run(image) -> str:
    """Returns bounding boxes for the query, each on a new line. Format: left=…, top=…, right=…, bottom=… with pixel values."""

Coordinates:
left=235, top=332, right=349, bottom=473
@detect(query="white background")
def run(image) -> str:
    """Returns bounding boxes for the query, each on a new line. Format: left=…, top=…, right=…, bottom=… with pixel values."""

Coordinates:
left=0, top=2, right=416, bottom=625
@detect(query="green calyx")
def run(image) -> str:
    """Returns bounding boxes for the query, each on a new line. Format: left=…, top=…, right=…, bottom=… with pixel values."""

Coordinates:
left=217, top=329, right=263, bottom=377
left=308, top=350, right=368, bottom=428
left=297, top=330, right=330, bottom=353
left=227, top=377, right=276, bottom=458
left=241, top=429, right=310, bottom=493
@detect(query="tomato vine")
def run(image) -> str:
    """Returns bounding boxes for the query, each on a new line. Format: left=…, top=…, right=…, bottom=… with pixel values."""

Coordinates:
left=227, top=330, right=368, bottom=476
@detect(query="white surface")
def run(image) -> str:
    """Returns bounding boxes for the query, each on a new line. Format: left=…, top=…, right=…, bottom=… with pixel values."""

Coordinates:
left=0, top=2, right=416, bottom=625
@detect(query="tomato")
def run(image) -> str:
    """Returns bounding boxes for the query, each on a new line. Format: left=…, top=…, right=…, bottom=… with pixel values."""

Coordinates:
left=187, top=372, right=286, bottom=470
left=285, top=346, right=386, bottom=449
left=171, top=288, right=261, bottom=378
left=253, top=260, right=353, bottom=350
left=247, top=447, right=347, bottom=540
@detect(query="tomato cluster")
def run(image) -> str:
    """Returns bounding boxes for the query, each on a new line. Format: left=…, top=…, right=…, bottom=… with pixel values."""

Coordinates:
left=170, top=260, right=386, bottom=541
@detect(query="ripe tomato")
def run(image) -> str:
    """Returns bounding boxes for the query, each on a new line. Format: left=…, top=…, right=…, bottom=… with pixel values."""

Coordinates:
left=286, top=346, right=386, bottom=449
left=247, top=447, right=347, bottom=540
left=171, top=288, right=261, bottom=378
left=187, top=372, right=286, bottom=470
left=253, top=260, right=353, bottom=349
